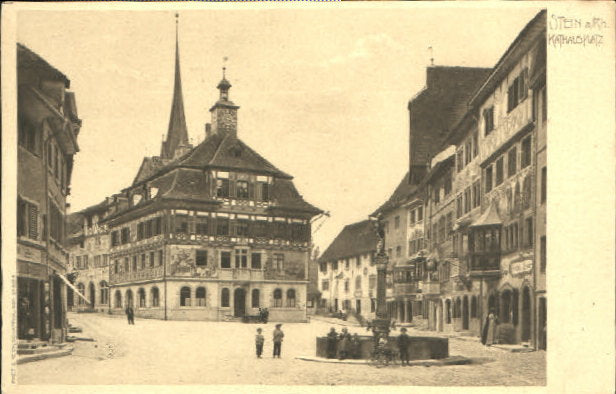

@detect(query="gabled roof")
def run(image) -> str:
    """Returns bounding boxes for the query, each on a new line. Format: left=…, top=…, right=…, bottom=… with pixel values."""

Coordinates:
left=133, top=156, right=166, bottom=185
left=319, top=220, right=378, bottom=263
left=17, top=43, right=70, bottom=87
left=372, top=172, right=419, bottom=217
left=179, top=134, right=292, bottom=178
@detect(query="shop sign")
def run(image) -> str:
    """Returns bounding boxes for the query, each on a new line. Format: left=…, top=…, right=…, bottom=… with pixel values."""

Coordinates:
left=510, top=260, right=533, bottom=276
left=17, top=244, right=41, bottom=262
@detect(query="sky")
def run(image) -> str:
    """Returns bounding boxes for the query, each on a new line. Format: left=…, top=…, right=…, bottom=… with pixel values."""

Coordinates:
left=17, top=6, right=543, bottom=252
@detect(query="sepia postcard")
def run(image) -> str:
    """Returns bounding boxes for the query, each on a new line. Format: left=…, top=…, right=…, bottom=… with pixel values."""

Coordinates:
left=1, top=2, right=614, bottom=394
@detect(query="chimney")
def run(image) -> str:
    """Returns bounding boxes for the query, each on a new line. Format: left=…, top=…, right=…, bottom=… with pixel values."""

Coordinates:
left=205, top=123, right=211, bottom=138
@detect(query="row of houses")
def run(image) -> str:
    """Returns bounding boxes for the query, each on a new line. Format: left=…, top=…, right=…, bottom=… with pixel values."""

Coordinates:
left=65, top=20, right=322, bottom=323
left=16, top=43, right=83, bottom=344
left=318, top=10, right=546, bottom=349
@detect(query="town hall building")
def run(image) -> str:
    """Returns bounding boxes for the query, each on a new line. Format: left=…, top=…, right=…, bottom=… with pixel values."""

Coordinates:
left=77, top=21, right=322, bottom=322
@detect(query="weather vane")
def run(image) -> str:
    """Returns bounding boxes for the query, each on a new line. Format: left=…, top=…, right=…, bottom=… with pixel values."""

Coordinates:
left=223, top=56, right=228, bottom=78
left=428, top=46, right=434, bottom=66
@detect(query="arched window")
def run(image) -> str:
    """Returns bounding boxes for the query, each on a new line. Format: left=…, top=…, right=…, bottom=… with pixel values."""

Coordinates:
left=445, top=299, right=451, bottom=323
left=126, top=289, right=134, bottom=308
left=100, top=281, right=109, bottom=305
left=471, top=296, right=478, bottom=318
left=138, top=288, right=146, bottom=308
left=180, top=287, right=191, bottom=307
left=221, top=288, right=230, bottom=307
left=196, top=287, right=206, bottom=307
left=273, top=288, right=282, bottom=307
left=252, top=289, right=260, bottom=308
left=286, top=289, right=296, bottom=307
left=77, top=283, right=85, bottom=305
left=455, top=298, right=461, bottom=319
left=115, top=290, right=122, bottom=308
left=151, top=287, right=160, bottom=307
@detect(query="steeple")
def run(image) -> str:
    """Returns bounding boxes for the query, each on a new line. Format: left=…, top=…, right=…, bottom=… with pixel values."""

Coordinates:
left=161, top=13, right=191, bottom=160
left=209, top=60, right=239, bottom=138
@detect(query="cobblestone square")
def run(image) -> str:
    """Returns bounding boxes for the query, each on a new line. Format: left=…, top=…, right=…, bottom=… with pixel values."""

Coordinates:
left=17, top=313, right=545, bottom=386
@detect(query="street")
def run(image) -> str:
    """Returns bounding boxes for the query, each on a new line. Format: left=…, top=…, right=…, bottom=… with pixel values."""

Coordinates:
left=17, top=312, right=545, bottom=386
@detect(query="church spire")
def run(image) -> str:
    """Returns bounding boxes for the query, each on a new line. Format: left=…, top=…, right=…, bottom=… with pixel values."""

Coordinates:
left=161, top=13, right=191, bottom=160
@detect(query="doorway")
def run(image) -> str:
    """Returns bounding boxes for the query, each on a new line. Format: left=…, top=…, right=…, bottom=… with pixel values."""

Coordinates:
left=521, top=287, right=532, bottom=341
left=462, top=296, right=469, bottom=330
left=234, top=288, right=246, bottom=317
left=355, top=299, right=361, bottom=315
left=89, top=282, right=96, bottom=310
left=538, top=297, right=546, bottom=350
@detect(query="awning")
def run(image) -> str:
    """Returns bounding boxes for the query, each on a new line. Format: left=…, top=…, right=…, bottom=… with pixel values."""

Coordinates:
left=57, top=273, right=90, bottom=304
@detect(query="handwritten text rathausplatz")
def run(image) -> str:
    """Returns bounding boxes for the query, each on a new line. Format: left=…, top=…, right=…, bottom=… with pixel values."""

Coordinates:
left=548, top=14, right=607, bottom=48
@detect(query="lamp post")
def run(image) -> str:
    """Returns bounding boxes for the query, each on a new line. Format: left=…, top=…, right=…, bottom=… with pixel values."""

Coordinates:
left=370, top=216, right=391, bottom=342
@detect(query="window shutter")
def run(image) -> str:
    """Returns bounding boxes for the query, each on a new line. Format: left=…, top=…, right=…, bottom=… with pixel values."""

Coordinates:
left=28, top=203, right=38, bottom=240
left=229, top=179, right=236, bottom=198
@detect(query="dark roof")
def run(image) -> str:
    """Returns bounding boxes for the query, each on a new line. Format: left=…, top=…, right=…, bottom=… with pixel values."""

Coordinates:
left=67, top=212, right=84, bottom=237
left=133, top=156, right=166, bottom=185
left=410, top=66, right=492, bottom=135
left=372, top=172, right=419, bottom=217
left=17, top=43, right=70, bottom=87
left=319, top=220, right=378, bottom=263
left=269, top=179, right=322, bottom=215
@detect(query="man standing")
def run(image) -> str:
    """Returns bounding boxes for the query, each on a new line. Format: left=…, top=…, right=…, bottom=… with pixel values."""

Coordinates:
left=397, top=327, right=410, bottom=366
left=125, top=305, right=135, bottom=325
left=272, top=324, right=284, bottom=358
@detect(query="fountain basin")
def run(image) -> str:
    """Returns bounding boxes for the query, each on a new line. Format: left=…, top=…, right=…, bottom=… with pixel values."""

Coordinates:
left=316, top=335, right=448, bottom=360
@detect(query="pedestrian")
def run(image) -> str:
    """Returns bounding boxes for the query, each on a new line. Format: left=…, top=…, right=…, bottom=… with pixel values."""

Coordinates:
left=326, top=327, right=338, bottom=359
left=481, top=308, right=498, bottom=346
left=338, top=328, right=351, bottom=360
left=397, top=327, right=410, bottom=366
left=262, top=308, right=269, bottom=324
left=272, top=324, right=284, bottom=358
left=255, top=328, right=265, bottom=358
left=351, top=333, right=361, bottom=359
left=125, top=305, right=135, bottom=325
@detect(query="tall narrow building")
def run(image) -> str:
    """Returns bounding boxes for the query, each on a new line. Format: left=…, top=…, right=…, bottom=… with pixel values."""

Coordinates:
left=96, top=17, right=321, bottom=322
left=17, top=43, right=82, bottom=344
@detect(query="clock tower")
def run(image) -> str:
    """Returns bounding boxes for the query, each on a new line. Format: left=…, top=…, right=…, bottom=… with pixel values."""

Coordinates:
left=209, top=68, right=239, bottom=138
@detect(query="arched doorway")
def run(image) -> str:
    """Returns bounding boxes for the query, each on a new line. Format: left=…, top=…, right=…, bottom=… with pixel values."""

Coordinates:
left=462, top=296, right=469, bottom=330
left=521, top=287, right=532, bottom=341
left=89, top=282, right=96, bottom=309
left=234, top=288, right=246, bottom=317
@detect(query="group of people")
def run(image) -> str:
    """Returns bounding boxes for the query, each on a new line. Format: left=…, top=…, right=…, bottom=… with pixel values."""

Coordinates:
left=326, top=327, right=361, bottom=360
left=257, top=307, right=269, bottom=324
left=255, top=324, right=284, bottom=358
left=326, top=326, right=413, bottom=365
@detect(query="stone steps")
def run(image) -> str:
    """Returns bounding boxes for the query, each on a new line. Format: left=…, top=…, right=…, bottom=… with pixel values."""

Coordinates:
left=17, top=344, right=74, bottom=364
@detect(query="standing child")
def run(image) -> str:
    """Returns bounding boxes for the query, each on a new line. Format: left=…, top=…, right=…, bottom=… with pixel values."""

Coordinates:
left=272, top=324, right=284, bottom=358
left=255, top=328, right=265, bottom=358
left=397, top=327, right=410, bottom=366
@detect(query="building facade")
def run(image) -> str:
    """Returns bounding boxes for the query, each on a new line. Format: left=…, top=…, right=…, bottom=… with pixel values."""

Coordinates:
left=93, top=29, right=321, bottom=322
left=67, top=198, right=117, bottom=313
left=318, top=220, right=378, bottom=321
left=17, top=43, right=82, bottom=343
left=412, top=10, right=547, bottom=347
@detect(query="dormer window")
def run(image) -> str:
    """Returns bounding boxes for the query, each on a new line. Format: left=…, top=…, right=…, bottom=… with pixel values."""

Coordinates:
left=216, top=178, right=229, bottom=198
left=236, top=180, right=249, bottom=199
